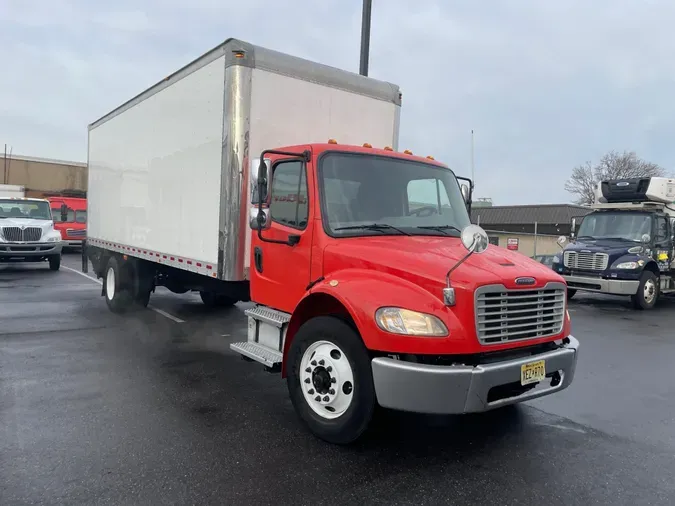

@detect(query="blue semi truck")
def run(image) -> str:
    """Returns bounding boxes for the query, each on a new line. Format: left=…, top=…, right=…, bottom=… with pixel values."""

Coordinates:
left=552, top=177, right=675, bottom=309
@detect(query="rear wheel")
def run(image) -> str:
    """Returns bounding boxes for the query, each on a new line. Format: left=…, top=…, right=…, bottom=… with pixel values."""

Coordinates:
left=286, top=316, right=375, bottom=445
left=104, top=256, right=133, bottom=314
left=631, top=271, right=658, bottom=310
left=48, top=255, right=61, bottom=271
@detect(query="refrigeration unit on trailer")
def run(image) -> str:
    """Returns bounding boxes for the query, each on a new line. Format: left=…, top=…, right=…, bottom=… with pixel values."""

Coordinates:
left=83, top=38, right=579, bottom=444
left=553, top=176, right=675, bottom=309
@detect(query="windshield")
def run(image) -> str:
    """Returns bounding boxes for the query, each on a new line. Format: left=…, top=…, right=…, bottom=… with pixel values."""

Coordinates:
left=0, top=200, right=52, bottom=220
left=318, top=152, right=471, bottom=237
left=577, top=212, right=652, bottom=242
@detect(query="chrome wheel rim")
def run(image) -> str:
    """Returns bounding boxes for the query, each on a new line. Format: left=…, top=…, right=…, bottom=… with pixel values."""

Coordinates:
left=300, top=340, right=354, bottom=420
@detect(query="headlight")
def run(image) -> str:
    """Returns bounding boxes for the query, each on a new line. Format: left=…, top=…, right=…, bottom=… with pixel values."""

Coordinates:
left=615, top=261, right=639, bottom=269
left=375, top=307, right=448, bottom=336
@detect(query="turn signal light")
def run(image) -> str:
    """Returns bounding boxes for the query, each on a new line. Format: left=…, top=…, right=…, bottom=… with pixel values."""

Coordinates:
left=363, top=143, right=372, bottom=148
left=328, top=139, right=338, bottom=144
left=404, top=149, right=413, bottom=155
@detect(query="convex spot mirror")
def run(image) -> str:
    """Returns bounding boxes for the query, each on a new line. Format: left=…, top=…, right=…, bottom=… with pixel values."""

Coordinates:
left=557, top=236, right=567, bottom=247
left=461, top=224, right=489, bottom=254
left=641, top=233, right=651, bottom=244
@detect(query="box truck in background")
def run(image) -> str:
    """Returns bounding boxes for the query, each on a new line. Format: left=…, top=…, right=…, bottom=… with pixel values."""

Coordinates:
left=48, top=196, right=87, bottom=248
left=0, top=184, right=25, bottom=198
left=83, top=38, right=578, bottom=444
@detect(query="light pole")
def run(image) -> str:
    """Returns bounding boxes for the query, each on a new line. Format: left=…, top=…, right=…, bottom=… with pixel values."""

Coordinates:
left=359, top=0, right=372, bottom=76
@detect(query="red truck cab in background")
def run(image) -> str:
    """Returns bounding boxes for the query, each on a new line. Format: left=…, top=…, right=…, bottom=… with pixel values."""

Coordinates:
left=48, top=197, right=87, bottom=248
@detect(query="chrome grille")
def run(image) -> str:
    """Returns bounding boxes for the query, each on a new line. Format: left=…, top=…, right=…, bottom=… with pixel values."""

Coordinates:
left=1, top=226, right=42, bottom=242
left=563, top=251, right=608, bottom=271
left=475, top=283, right=566, bottom=345
left=67, top=228, right=86, bottom=237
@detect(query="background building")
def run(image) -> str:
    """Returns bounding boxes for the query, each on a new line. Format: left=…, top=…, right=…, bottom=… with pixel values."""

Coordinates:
left=471, top=203, right=592, bottom=256
left=2, top=153, right=87, bottom=198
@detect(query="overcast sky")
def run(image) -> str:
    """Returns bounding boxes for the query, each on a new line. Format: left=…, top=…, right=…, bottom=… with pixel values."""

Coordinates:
left=1, top=0, right=674, bottom=205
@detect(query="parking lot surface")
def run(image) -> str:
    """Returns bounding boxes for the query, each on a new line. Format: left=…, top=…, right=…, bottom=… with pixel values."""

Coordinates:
left=2, top=253, right=675, bottom=505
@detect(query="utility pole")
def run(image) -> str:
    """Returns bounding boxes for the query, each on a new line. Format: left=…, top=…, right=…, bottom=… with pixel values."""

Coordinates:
left=359, top=0, right=372, bottom=76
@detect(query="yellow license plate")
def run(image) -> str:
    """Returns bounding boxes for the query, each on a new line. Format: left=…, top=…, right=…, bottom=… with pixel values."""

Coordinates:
left=521, top=360, right=546, bottom=386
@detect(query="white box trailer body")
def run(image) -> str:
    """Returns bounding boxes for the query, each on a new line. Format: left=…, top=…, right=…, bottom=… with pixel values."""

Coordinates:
left=87, top=38, right=401, bottom=284
left=0, top=184, right=25, bottom=198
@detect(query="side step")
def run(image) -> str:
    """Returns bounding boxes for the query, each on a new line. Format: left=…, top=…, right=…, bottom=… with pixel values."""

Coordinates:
left=229, top=305, right=291, bottom=372
left=230, top=342, right=282, bottom=368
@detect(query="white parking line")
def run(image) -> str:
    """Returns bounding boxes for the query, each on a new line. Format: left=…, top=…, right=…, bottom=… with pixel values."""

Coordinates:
left=62, top=266, right=185, bottom=323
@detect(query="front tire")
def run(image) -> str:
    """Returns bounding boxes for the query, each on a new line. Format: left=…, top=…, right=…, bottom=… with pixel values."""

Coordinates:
left=631, top=270, right=659, bottom=310
left=286, top=316, right=375, bottom=445
left=104, top=256, right=133, bottom=314
left=48, top=255, right=61, bottom=271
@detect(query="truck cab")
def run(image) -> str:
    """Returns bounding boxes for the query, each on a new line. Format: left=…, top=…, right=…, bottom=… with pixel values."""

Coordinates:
left=231, top=141, right=579, bottom=443
left=0, top=197, right=64, bottom=270
left=553, top=177, right=675, bottom=309
left=48, top=196, right=87, bottom=248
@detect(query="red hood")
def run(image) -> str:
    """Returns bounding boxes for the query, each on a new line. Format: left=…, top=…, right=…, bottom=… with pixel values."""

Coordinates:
left=322, top=236, right=563, bottom=297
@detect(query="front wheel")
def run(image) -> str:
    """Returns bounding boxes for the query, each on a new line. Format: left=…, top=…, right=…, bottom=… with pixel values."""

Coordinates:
left=631, top=271, right=659, bottom=310
left=286, top=316, right=375, bottom=445
left=48, top=255, right=61, bottom=271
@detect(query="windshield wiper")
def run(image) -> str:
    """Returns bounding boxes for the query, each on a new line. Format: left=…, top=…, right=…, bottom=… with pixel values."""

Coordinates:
left=415, top=225, right=462, bottom=235
left=334, top=223, right=411, bottom=236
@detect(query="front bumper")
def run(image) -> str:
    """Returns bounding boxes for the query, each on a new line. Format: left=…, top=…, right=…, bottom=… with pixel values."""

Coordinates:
left=371, top=335, right=579, bottom=414
left=563, top=274, right=638, bottom=295
left=0, top=241, right=63, bottom=258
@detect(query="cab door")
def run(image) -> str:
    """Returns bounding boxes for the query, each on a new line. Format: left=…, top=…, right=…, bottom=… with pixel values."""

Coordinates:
left=652, top=214, right=670, bottom=272
left=249, top=154, right=315, bottom=314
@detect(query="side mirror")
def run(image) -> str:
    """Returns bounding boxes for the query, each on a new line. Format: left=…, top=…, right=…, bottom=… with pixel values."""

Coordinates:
left=460, top=183, right=470, bottom=203
left=571, top=217, right=577, bottom=238
left=460, top=224, right=489, bottom=254
left=250, top=158, right=270, bottom=204
left=60, top=203, right=68, bottom=222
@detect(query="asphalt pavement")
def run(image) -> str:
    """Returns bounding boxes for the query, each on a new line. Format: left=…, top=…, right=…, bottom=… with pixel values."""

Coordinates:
left=2, top=253, right=674, bottom=505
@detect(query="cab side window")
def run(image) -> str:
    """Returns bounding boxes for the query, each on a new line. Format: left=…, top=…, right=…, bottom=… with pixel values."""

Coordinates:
left=655, top=216, right=668, bottom=242
left=269, top=161, right=309, bottom=229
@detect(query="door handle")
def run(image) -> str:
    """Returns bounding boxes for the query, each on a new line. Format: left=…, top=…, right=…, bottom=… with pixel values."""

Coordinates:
left=254, top=247, right=263, bottom=273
